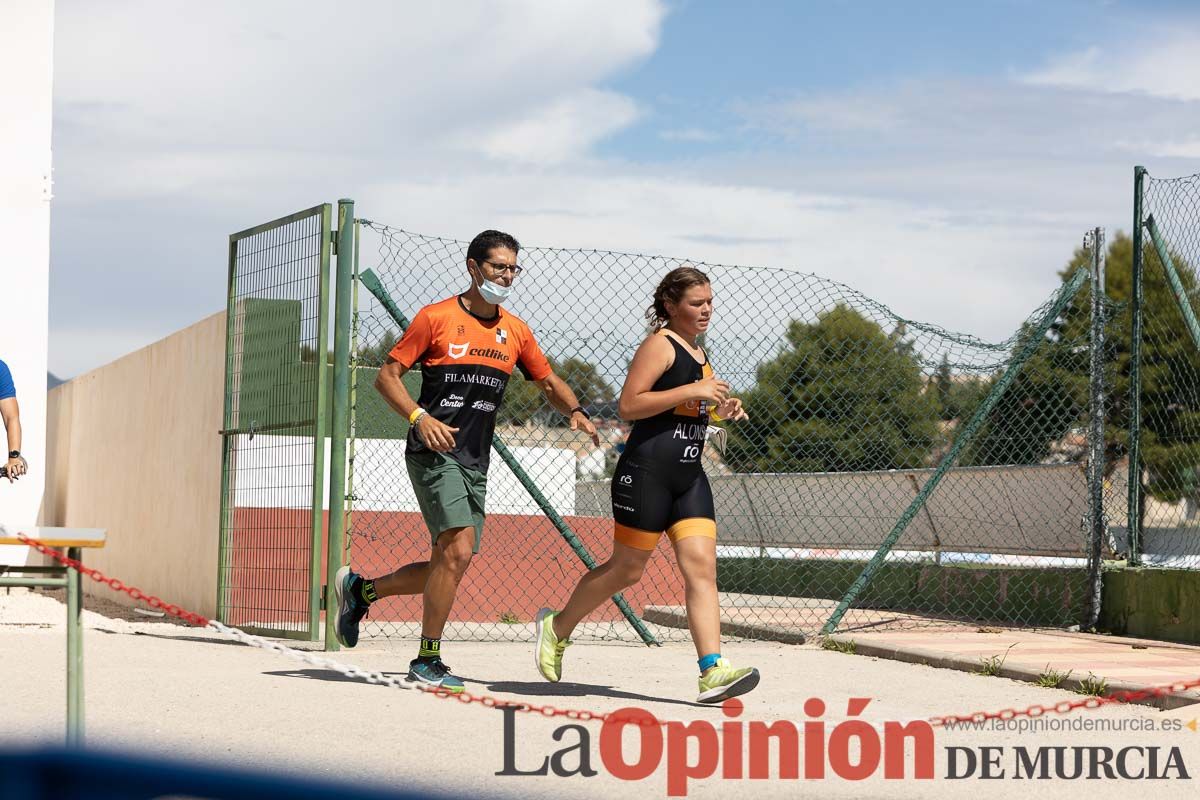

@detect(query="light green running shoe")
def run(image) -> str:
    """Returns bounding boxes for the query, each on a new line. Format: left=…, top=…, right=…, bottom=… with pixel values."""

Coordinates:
left=534, top=607, right=571, bottom=682
left=697, top=659, right=761, bottom=704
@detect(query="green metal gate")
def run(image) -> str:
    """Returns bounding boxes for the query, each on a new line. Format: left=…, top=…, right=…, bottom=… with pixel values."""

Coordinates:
left=217, top=204, right=333, bottom=639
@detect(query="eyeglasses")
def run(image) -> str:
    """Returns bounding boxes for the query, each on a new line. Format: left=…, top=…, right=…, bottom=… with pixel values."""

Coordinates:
left=479, top=259, right=523, bottom=276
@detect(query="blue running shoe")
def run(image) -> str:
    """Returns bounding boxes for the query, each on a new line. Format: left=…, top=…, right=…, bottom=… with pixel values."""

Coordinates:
left=334, top=566, right=369, bottom=648
left=407, top=658, right=465, bottom=693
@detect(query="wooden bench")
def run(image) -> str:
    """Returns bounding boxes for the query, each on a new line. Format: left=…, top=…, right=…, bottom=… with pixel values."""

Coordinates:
left=0, top=527, right=107, bottom=745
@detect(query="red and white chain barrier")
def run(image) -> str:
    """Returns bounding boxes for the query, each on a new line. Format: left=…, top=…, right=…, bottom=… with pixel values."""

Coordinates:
left=15, top=532, right=1200, bottom=729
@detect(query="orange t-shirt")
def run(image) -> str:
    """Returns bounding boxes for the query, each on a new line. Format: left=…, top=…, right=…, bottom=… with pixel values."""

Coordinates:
left=388, top=295, right=552, bottom=472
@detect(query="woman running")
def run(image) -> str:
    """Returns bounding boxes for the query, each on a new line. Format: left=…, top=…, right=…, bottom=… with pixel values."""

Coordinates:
left=534, top=266, right=760, bottom=703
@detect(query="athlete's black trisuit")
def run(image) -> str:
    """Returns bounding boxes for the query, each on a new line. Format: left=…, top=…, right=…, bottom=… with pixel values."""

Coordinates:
left=611, top=332, right=716, bottom=533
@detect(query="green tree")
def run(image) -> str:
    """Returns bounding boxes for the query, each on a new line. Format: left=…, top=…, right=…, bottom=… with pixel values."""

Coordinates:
left=931, top=354, right=991, bottom=423
left=968, top=233, right=1200, bottom=509
left=1059, top=233, right=1200, bottom=506
left=947, top=374, right=991, bottom=423
left=497, top=356, right=616, bottom=426
left=724, top=304, right=939, bottom=473
left=498, top=367, right=548, bottom=425
left=933, top=355, right=954, bottom=420
left=354, top=327, right=400, bottom=368
left=958, top=319, right=1084, bottom=467
left=558, top=357, right=617, bottom=404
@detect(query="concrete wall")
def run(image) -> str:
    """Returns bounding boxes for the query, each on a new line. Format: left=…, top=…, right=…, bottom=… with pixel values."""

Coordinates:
left=578, top=463, right=1091, bottom=558
left=1100, top=568, right=1200, bottom=645
left=41, top=312, right=226, bottom=616
left=0, top=0, right=54, bottom=566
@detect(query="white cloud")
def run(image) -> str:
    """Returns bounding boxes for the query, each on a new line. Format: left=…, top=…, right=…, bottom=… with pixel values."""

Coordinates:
left=659, top=127, right=720, bottom=142
left=46, top=1, right=1200, bottom=381
left=356, top=170, right=1071, bottom=346
left=472, top=89, right=640, bottom=166
left=1151, top=139, right=1200, bottom=159
left=1117, top=138, right=1200, bottom=160
left=734, top=75, right=1200, bottom=218
left=52, top=0, right=665, bottom=196
left=49, top=0, right=667, bottom=375
left=1022, top=34, right=1200, bottom=101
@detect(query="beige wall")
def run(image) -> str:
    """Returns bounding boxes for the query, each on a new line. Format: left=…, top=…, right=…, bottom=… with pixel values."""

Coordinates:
left=40, top=312, right=226, bottom=617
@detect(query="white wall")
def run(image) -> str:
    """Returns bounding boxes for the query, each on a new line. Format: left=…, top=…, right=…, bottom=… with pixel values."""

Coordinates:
left=0, top=0, right=54, bottom=564
left=234, top=435, right=577, bottom=518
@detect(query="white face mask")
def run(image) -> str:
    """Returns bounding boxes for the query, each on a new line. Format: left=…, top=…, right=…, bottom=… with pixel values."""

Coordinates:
left=475, top=271, right=513, bottom=304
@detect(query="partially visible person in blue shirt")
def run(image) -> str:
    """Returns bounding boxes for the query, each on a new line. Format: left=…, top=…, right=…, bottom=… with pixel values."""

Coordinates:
left=0, top=359, right=26, bottom=482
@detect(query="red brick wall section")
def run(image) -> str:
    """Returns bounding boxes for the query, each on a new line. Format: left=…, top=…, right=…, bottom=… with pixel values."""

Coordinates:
left=226, top=509, right=686, bottom=627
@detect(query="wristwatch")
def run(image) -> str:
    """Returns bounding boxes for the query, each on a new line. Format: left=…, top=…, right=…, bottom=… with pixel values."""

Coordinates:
left=569, top=406, right=590, bottom=419
left=7, top=450, right=19, bottom=459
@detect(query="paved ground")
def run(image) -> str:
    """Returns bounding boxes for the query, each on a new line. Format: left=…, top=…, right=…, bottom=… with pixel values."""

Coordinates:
left=646, top=596, right=1200, bottom=709
left=827, top=628, right=1200, bottom=709
left=3, top=588, right=1199, bottom=799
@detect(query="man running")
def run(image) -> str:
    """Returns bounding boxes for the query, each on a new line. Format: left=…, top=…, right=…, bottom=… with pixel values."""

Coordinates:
left=334, top=229, right=598, bottom=693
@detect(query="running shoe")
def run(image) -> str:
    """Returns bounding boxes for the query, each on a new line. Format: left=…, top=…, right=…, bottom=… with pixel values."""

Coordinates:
left=697, top=659, right=760, bottom=704
left=534, top=607, right=572, bottom=682
left=407, top=657, right=465, bottom=693
left=333, top=566, right=368, bottom=648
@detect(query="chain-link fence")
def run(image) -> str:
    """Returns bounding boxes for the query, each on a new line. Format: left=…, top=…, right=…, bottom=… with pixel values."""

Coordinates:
left=347, top=220, right=1122, bottom=643
left=1130, top=170, right=1200, bottom=568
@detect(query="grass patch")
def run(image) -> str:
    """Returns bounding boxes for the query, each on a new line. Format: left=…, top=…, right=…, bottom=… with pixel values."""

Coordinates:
left=974, top=643, right=1017, bottom=676
left=821, top=638, right=856, bottom=655
left=1075, top=672, right=1109, bottom=696
left=1035, top=665, right=1073, bottom=688
left=499, top=611, right=522, bottom=625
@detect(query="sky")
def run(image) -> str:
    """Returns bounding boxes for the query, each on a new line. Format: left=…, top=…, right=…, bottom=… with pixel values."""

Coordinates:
left=48, top=0, right=1200, bottom=378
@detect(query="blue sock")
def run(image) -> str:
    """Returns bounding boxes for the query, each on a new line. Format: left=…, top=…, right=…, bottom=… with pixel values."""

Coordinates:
left=698, top=653, right=721, bottom=674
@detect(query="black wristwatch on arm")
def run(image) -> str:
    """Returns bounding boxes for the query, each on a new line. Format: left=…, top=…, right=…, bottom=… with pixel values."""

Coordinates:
left=8, top=451, right=19, bottom=459
left=569, top=406, right=590, bottom=419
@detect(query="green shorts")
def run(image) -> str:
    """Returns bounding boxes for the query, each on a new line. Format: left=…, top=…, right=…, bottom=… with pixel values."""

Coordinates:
left=406, top=451, right=487, bottom=553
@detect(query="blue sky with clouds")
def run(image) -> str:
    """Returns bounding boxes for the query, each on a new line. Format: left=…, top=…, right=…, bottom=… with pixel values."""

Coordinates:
left=49, top=0, right=1200, bottom=377
left=605, top=0, right=1107, bottom=159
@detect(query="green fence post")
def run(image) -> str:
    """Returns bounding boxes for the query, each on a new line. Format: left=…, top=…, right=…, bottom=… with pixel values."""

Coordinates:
left=358, top=269, right=659, bottom=646
left=820, top=267, right=1091, bottom=636
left=216, top=237, right=238, bottom=622
left=308, top=204, right=334, bottom=640
left=346, top=219, right=361, bottom=568
left=66, top=547, right=82, bottom=746
left=1128, top=166, right=1146, bottom=566
left=1084, top=228, right=1106, bottom=630
left=1145, top=215, right=1200, bottom=351
left=324, top=200, right=356, bottom=650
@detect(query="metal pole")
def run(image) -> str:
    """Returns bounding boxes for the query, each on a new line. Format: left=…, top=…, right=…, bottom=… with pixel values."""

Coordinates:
left=1084, top=228, right=1106, bottom=630
left=821, top=267, right=1091, bottom=635
left=216, top=237, right=239, bottom=622
left=308, top=204, right=334, bottom=640
left=324, top=200, right=355, bottom=650
left=66, top=548, right=82, bottom=746
left=346, top=219, right=361, bottom=571
left=358, top=268, right=659, bottom=645
left=1128, top=166, right=1145, bottom=565
left=1145, top=215, right=1200, bottom=351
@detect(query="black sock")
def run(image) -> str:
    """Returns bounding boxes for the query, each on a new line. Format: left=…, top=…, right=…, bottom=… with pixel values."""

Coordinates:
left=417, top=636, right=441, bottom=662
left=353, top=577, right=377, bottom=605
